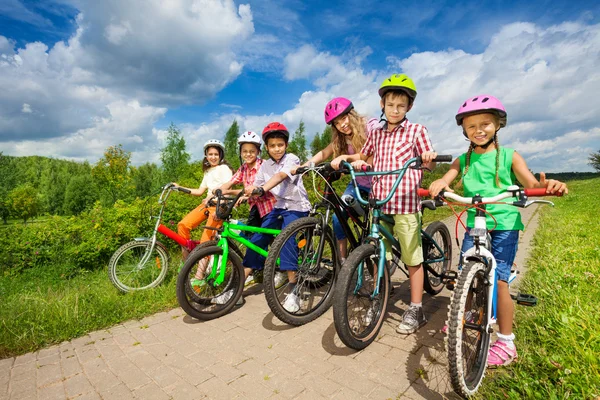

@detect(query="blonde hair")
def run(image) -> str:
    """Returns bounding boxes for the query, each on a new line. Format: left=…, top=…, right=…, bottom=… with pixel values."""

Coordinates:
left=331, top=109, right=367, bottom=158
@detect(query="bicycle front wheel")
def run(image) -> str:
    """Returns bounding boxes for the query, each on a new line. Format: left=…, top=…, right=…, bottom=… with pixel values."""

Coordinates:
left=108, top=239, right=169, bottom=293
left=263, top=217, right=338, bottom=326
left=447, top=260, right=491, bottom=398
left=176, top=245, right=244, bottom=321
left=423, top=221, right=452, bottom=295
left=333, top=244, right=390, bottom=350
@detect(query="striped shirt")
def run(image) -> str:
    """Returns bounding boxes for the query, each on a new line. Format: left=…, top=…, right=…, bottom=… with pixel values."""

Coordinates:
left=231, top=158, right=276, bottom=217
left=254, top=153, right=311, bottom=212
left=361, top=118, right=434, bottom=214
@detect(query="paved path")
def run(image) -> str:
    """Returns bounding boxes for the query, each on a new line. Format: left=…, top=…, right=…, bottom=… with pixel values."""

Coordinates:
left=0, top=206, right=542, bottom=400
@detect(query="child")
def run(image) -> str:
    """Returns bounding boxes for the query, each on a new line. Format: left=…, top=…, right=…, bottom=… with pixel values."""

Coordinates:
left=244, top=122, right=311, bottom=312
left=294, top=97, right=371, bottom=261
left=428, top=94, right=567, bottom=366
left=217, top=131, right=279, bottom=287
left=344, top=74, right=438, bottom=334
left=175, top=139, right=232, bottom=261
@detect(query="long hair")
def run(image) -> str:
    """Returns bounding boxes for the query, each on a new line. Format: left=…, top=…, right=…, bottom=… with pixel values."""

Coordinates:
left=463, top=135, right=501, bottom=188
left=331, top=109, right=367, bottom=158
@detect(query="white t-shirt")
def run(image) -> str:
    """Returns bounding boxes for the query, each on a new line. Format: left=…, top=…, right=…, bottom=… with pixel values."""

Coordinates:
left=200, top=164, right=233, bottom=195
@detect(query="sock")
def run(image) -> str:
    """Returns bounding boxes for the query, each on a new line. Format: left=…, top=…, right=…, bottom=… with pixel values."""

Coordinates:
left=410, top=302, right=422, bottom=308
left=496, top=332, right=515, bottom=349
left=287, top=282, right=297, bottom=295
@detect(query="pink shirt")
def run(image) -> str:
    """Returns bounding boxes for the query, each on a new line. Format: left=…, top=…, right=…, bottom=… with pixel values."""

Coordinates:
left=231, top=158, right=276, bottom=217
left=361, top=118, right=434, bottom=214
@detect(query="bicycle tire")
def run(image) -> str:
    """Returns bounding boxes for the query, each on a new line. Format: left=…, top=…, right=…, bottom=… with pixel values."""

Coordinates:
left=108, top=239, right=169, bottom=293
left=333, top=244, right=390, bottom=350
left=187, top=238, right=244, bottom=261
left=447, top=260, right=491, bottom=398
left=263, top=217, right=338, bottom=326
left=176, top=245, right=244, bottom=321
left=423, top=221, right=452, bottom=295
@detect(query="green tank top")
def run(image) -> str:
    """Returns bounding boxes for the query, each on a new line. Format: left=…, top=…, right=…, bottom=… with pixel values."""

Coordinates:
left=458, top=147, right=524, bottom=231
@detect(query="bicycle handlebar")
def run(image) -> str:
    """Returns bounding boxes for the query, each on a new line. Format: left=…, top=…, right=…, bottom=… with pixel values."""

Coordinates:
left=175, top=187, right=191, bottom=194
left=213, top=189, right=245, bottom=220
left=294, top=162, right=371, bottom=176
left=417, top=186, right=563, bottom=204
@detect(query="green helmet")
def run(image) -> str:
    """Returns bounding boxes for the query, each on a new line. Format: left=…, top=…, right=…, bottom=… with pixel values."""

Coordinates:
left=378, top=74, right=417, bottom=102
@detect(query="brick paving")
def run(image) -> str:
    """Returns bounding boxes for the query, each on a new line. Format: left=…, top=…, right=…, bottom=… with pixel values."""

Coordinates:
left=0, top=206, right=541, bottom=400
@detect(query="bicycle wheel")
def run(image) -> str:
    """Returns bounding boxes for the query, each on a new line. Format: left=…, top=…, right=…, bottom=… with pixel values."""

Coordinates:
left=333, top=244, right=390, bottom=350
left=423, top=221, right=452, bottom=295
left=187, top=238, right=244, bottom=262
left=263, top=217, right=338, bottom=326
left=108, top=239, right=169, bottom=293
left=447, top=260, right=491, bottom=398
left=176, top=245, right=244, bottom=320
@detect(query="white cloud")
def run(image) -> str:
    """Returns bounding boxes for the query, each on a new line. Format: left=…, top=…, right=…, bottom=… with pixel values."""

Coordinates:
left=21, top=103, right=32, bottom=113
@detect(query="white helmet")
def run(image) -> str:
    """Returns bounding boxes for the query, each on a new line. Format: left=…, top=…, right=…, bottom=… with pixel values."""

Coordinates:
left=203, top=139, right=225, bottom=154
left=237, top=131, right=261, bottom=148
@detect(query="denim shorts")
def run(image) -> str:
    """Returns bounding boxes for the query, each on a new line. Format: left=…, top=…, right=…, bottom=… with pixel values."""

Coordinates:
left=460, top=229, right=519, bottom=282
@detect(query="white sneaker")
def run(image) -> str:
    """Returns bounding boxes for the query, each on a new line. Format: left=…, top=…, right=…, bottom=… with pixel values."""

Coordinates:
left=282, top=293, right=301, bottom=313
left=274, top=271, right=288, bottom=289
left=211, top=289, right=234, bottom=305
left=244, top=274, right=255, bottom=287
left=364, top=307, right=374, bottom=326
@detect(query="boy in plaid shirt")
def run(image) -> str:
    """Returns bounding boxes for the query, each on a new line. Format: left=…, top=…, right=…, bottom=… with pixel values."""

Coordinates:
left=346, top=74, right=438, bottom=334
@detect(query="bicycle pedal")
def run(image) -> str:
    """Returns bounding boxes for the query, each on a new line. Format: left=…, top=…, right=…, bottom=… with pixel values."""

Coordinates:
left=512, top=293, right=538, bottom=306
left=446, top=281, right=456, bottom=291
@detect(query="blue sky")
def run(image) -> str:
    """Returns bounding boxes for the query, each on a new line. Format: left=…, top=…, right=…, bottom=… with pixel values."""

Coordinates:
left=1, top=0, right=599, bottom=172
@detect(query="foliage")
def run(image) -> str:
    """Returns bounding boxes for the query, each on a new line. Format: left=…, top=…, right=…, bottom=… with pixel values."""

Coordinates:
left=132, top=162, right=162, bottom=199
left=91, top=144, right=134, bottom=206
left=288, top=121, right=308, bottom=162
left=7, top=183, right=39, bottom=223
left=224, top=120, right=240, bottom=170
left=63, top=175, right=99, bottom=215
left=160, top=123, right=190, bottom=183
left=478, top=178, right=600, bottom=399
left=587, top=149, right=600, bottom=172
left=310, top=131, right=322, bottom=157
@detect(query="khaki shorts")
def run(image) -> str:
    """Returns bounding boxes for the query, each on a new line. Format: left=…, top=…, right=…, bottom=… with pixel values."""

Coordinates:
left=381, top=212, right=423, bottom=267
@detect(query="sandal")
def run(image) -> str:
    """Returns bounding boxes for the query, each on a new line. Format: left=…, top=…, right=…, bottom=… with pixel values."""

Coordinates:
left=487, top=340, right=517, bottom=367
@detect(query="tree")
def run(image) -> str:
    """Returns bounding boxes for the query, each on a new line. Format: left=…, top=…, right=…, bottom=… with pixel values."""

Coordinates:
left=310, top=132, right=322, bottom=158
left=8, top=183, right=39, bottom=223
left=589, top=150, right=600, bottom=172
left=132, top=162, right=162, bottom=198
left=91, top=144, right=133, bottom=206
left=63, top=175, right=99, bottom=215
left=0, top=153, right=15, bottom=223
left=224, top=120, right=240, bottom=170
left=160, top=123, right=190, bottom=182
left=321, top=125, right=332, bottom=151
left=288, top=121, right=308, bottom=163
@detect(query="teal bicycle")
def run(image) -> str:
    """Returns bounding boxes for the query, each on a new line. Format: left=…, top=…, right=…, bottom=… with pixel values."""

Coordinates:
left=175, top=189, right=284, bottom=320
left=333, top=155, right=454, bottom=350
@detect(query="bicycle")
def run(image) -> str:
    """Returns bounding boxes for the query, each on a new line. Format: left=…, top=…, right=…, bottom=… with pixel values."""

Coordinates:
left=108, top=183, right=205, bottom=293
left=416, top=186, right=561, bottom=397
left=176, top=189, right=285, bottom=321
left=332, top=155, right=455, bottom=350
left=261, top=162, right=374, bottom=326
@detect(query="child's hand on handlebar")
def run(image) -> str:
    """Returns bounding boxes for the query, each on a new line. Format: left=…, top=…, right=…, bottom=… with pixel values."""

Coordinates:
left=350, top=160, right=367, bottom=171
left=539, top=172, right=568, bottom=195
left=421, top=151, right=438, bottom=164
left=428, top=179, right=453, bottom=197
left=330, top=156, right=347, bottom=170
left=235, top=195, right=249, bottom=207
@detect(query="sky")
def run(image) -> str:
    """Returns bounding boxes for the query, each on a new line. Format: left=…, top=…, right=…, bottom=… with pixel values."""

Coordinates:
left=1, top=0, right=599, bottom=172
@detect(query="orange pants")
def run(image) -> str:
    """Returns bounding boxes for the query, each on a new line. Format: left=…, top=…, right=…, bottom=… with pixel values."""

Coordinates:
left=177, top=205, right=222, bottom=243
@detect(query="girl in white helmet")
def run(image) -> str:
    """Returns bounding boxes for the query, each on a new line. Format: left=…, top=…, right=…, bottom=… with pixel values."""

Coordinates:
left=174, top=139, right=232, bottom=261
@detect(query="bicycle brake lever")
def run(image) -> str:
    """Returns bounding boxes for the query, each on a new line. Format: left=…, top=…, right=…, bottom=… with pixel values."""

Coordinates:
left=524, top=199, right=555, bottom=208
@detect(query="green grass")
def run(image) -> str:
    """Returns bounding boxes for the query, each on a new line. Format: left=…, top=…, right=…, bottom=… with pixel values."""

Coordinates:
left=478, top=178, right=600, bottom=399
left=0, top=257, right=179, bottom=359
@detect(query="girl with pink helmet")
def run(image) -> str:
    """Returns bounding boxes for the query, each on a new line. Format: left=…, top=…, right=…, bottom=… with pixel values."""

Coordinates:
left=294, top=97, right=371, bottom=261
left=428, top=94, right=567, bottom=367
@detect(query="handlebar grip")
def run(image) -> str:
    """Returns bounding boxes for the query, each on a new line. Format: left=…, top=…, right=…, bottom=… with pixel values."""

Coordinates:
left=177, top=187, right=191, bottom=194
left=524, top=188, right=563, bottom=197
left=417, top=188, right=430, bottom=197
left=360, top=165, right=371, bottom=172
left=295, top=167, right=308, bottom=175
left=252, top=187, right=264, bottom=196
left=433, top=155, right=452, bottom=162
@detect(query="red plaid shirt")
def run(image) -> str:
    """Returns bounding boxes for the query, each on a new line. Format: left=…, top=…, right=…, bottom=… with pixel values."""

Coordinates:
left=231, top=158, right=276, bottom=217
left=361, top=118, right=434, bottom=214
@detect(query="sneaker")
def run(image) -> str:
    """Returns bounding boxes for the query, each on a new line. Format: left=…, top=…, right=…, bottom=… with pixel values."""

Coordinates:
left=487, top=340, right=517, bottom=367
left=396, top=306, right=427, bottom=334
left=282, top=293, right=301, bottom=313
left=274, top=271, right=288, bottom=289
left=211, top=289, right=234, bottom=305
left=244, top=274, right=256, bottom=287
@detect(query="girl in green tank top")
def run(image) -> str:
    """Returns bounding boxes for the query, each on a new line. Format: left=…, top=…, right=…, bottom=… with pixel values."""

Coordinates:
left=427, top=95, right=568, bottom=368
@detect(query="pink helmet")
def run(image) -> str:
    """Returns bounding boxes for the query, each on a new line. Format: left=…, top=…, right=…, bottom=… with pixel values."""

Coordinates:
left=324, top=97, right=354, bottom=125
left=455, top=95, right=507, bottom=128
